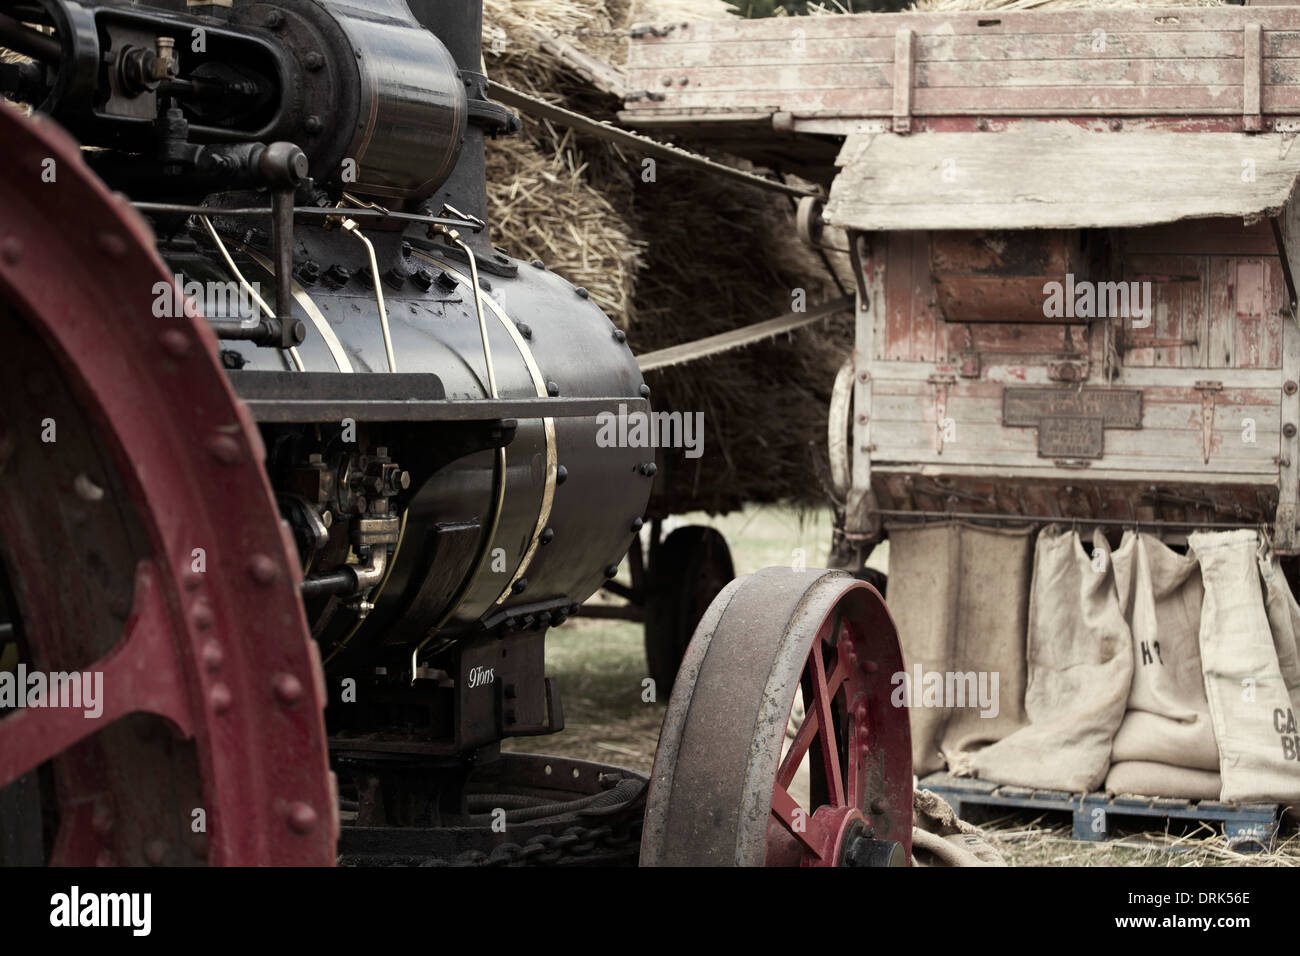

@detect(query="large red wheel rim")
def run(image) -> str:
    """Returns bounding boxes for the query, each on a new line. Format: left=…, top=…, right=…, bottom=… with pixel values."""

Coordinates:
left=641, top=567, right=912, bottom=867
left=0, top=106, right=335, bottom=865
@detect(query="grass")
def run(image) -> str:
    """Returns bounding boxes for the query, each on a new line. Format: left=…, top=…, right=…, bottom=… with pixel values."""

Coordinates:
left=506, top=503, right=1296, bottom=865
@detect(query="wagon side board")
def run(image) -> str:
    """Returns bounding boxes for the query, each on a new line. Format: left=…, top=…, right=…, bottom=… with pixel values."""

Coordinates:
left=846, top=219, right=1297, bottom=545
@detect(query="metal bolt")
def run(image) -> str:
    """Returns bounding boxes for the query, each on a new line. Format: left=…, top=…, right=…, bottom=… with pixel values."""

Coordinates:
left=304, top=115, right=322, bottom=134
left=273, top=672, right=304, bottom=706
left=575, top=286, right=589, bottom=299
left=638, top=461, right=658, bottom=477
left=604, top=564, right=619, bottom=579
left=540, top=527, right=554, bottom=545
left=639, top=384, right=651, bottom=398
left=530, top=259, right=545, bottom=269
left=1286, top=381, right=1298, bottom=396
left=613, top=329, right=626, bottom=343
left=209, top=683, right=233, bottom=714
left=265, top=10, right=285, bottom=28
left=556, top=464, right=568, bottom=485
left=201, top=639, right=224, bottom=672
left=0, top=237, right=23, bottom=265
left=546, top=380, right=560, bottom=396
left=305, top=52, right=324, bottom=70
left=1286, top=424, right=1297, bottom=439
left=207, top=434, right=242, bottom=464
left=97, top=232, right=126, bottom=258
left=512, top=578, right=528, bottom=594
left=286, top=802, right=318, bottom=834
left=191, top=600, right=214, bottom=631
left=630, top=517, right=644, bottom=532
left=247, top=553, right=278, bottom=585
left=517, top=322, right=532, bottom=339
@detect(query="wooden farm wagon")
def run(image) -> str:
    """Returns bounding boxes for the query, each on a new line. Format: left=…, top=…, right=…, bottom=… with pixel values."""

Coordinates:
left=621, top=2, right=1300, bottom=556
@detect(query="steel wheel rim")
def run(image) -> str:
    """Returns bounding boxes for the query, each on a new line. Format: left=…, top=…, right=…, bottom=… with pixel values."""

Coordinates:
left=641, top=567, right=912, bottom=867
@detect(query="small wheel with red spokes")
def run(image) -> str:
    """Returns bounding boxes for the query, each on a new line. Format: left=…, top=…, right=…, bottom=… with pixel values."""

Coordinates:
left=641, top=567, right=912, bottom=867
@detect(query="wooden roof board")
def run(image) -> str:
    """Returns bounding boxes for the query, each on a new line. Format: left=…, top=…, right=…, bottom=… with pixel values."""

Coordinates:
left=823, top=125, right=1300, bottom=230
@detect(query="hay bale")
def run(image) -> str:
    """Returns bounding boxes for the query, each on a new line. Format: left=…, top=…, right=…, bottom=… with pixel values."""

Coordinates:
left=483, top=0, right=860, bottom=507
left=484, top=122, right=645, bottom=325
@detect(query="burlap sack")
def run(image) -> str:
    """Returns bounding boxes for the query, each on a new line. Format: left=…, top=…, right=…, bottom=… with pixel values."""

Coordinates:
left=1109, top=532, right=1220, bottom=775
left=1191, top=530, right=1300, bottom=804
left=885, top=522, right=1033, bottom=775
left=972, top=526, right=1132, bottom=792
left=1105, top=761, right=1222, bottom=800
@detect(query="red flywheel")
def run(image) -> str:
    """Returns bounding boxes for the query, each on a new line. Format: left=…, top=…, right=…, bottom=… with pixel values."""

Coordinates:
left=0, top=104, right=335, bottom=865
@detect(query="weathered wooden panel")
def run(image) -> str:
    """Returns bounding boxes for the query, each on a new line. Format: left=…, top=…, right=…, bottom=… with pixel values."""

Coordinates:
left=878, top=231, right=941, bottom=362
left=825, top=127, right=1300, bottom=231
left=867, top=371, right=1281, bottom=477
left=624, top=8, right=1300, bottom=124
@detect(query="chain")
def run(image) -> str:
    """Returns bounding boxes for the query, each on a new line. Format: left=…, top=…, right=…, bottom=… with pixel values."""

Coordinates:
left=419, top=818, right=643, bottom=867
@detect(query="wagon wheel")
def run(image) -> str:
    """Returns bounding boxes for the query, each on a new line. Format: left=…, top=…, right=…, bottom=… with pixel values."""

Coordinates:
left=643, top=525, right=733, bottom=697
left=641, top=567, right=911, bottom=866
left=0, top=108, right=335, bottom=864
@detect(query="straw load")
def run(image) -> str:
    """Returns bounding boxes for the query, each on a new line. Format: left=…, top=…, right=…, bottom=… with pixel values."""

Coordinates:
left=482, top=0, right=854, bottom=511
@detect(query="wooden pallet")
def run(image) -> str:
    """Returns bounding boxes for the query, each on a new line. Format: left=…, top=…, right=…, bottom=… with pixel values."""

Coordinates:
left=920, top=772, right=1280, bottom=851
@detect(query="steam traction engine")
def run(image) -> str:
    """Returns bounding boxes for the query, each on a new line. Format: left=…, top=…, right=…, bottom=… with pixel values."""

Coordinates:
left=0, top=0, right=912, bottom=866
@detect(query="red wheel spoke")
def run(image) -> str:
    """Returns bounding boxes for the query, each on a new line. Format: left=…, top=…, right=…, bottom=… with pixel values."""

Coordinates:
left=809, top=638, right=845, bottom=807
left=770, top=783, right=825, bottom=860
left=777, top=704, right=818, bottom=788
left=0, top=561, right=192, bottom=790
left=846, top=699, right=867, bottom=810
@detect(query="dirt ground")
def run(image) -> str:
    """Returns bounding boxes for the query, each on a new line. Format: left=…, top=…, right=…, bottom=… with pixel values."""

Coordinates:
left=505, top=505, right=1299, bottom=866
